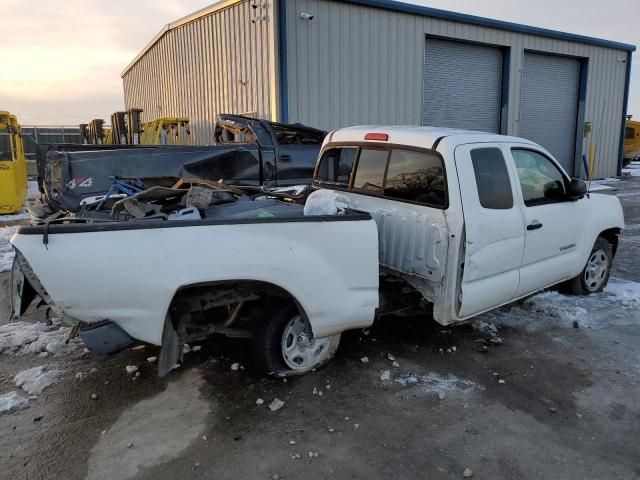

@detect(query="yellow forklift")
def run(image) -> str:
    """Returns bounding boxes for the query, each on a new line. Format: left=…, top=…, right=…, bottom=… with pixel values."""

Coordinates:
left=624, top=116, right=640, bottom=167
left=0, top=111, right=27, bottom=214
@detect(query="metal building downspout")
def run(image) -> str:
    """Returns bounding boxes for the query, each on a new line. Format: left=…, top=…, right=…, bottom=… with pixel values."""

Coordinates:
left=617, top=51, right=633, bottom=176
left=277, top=0, right=289, bottom=123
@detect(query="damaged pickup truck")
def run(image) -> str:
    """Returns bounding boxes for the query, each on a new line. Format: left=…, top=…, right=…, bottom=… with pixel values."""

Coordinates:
left=10, top=126, right=624, bottom=376
left=35, top=114, right=326, bottom=214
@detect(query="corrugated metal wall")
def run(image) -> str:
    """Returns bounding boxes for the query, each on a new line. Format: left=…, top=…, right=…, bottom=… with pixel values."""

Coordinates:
left=122, top=0, right=277, bottom=145
left=284, top=0, right=629, bottom=178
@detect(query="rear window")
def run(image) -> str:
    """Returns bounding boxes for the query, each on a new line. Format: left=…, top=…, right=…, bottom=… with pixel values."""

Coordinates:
left=353, top=149, right=388, bottom=192
left=315, top=147, right=357, bottom=185
left=385, top=149, right=446, bottom=206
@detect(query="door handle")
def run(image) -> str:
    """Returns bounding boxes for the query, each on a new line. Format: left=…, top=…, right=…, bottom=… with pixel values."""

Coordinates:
left=527, top=221, right=543, bottom=231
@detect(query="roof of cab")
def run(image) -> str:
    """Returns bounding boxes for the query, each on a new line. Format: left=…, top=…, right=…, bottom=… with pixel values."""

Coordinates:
left=327, top=125, right=539, bottom=150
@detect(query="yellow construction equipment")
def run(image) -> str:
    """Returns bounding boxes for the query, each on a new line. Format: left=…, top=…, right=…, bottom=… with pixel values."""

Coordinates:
left=0, top=111, right=27, bottom=214
left=140, top=117, right=191, bottom=145
left=80, top=112, right=191, bottom=146
left=624, top=117, right=640, bottom=166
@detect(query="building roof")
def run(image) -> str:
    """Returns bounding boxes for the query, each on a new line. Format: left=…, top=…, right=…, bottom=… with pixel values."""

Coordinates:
left=121, top=0, right=636, bottom=77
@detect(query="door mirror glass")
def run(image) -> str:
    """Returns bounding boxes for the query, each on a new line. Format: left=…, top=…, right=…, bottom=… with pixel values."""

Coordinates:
left=567, top=178, right=587, bottom=200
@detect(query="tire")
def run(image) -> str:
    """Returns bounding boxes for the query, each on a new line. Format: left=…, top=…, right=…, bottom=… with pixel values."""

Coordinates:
left=252, top=302, right=340, bottom=377
left=562, top=237, right=613, bottom=295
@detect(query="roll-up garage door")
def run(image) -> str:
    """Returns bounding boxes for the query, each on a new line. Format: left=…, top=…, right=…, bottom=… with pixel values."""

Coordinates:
left=423, top=39, right=503, bottom=133
left=519, top=52, right=580, bottom=173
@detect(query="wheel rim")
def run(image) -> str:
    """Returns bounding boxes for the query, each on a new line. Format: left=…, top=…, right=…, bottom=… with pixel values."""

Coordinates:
left=584, top=248, right=609, bottom=291
left=281, top=315, right=331, bottom=371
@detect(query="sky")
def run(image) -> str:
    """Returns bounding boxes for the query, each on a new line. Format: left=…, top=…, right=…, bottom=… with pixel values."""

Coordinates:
left=1, top=0, right=638, bottom=125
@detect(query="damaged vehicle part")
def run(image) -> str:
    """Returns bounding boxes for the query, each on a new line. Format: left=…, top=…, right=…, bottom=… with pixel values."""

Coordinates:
left=10, top=199, right=379, bottom=377
left=35, top=115, right=326, bottom=215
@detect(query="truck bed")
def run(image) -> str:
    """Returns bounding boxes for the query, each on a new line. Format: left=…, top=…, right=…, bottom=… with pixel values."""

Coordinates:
left=10, top=199, right=380, bottom=347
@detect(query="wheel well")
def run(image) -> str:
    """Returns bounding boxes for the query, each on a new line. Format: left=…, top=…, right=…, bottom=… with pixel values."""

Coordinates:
left=167, top=280, right=303, bottom=342
left=599, top=228, right=621, bottom=257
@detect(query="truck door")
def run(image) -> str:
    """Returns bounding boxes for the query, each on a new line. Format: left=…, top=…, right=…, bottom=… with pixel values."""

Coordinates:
left=455, top=144, right=525, bottom=318
left=507, top=148, right=584, bottom=296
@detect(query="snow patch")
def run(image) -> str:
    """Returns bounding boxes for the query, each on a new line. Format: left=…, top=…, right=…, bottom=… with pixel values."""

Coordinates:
left=0, top=225, right=18, bottom=272
left=14, top=366, right=61, bottom=395
left=622, top=166, right=640, bottom=177
left=482, top=278, right=640, bottom=331
left=0, top=321, right=83, bottom=356
left=395, top=372, right=475, bottom=395
left=0, top=391, right=29, bottom=414
left=0, top=212, right=29, bottom=222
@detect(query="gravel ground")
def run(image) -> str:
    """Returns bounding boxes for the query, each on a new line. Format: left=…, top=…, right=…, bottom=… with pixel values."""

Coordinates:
left=1, top=174, right=639, bottom=480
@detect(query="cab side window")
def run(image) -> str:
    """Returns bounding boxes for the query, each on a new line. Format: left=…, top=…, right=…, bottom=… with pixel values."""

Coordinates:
left=470, top=148, right=513, bottom=209
left=512, top=149, right=566, bottom=206
left=385, top=149, right=446, bottom=207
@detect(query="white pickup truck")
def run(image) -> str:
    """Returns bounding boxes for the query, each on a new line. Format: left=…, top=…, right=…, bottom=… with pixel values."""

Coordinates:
left=10, top=126, right=624, bottom=376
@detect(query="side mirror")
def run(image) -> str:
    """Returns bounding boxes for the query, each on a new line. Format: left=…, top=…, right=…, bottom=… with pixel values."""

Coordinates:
left=567, top=178, right=587, bottom=200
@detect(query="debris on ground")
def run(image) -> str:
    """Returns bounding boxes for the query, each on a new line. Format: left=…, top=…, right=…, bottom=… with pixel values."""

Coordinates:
left=256, top=398, right=264, bottom=405
left=392, top=361, right=400, bottom=368
left=360, top=356, right=369, bottom=363
left=146, top=356, right=157, bottom=363
left=14, top=366, right=62, bottom=395
left=380, top=370, right=391, bottom=381
left=91, top=393, right=98, bottom=400
left=230, top=362, right=240, bottom=371
left=438, top=392, right=446, bottom=400
left=192, top=345, right=202, bottom=352
left=269, top=399, right=285, bottom=411
left=463, top=467, right=474, bottom=478
left=471, top=320, right=504, bottom=345
left=387, top=354, right=396, bottom=361
left=125, top=365, right=138, bottom=375
left=0, top=391, right=29, bottom=414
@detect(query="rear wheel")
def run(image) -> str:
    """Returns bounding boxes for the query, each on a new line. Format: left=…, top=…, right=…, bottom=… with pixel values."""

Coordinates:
left=252, top=302, right=340, bottom=377
left=563, top=237, right=612, bottom=295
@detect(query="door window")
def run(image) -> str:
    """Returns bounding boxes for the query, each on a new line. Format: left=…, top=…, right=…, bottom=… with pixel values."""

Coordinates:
left=512, top=149, right=566, bottom=206
left=470, top=148, right=513, bottom=209
left=385, top=149, right=446, bottom=207
left=626, top=127, right=636, bottom=140
left=353, top=148, right=388, bottom=193
left=315, top=147, right=357, bottom=185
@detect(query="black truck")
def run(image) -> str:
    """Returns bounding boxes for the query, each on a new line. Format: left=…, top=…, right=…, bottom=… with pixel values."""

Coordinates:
left=36, top=115, right=326, bottom=213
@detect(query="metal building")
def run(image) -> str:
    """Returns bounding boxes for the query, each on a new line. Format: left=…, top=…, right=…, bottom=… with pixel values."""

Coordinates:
left=122, top=0, right=635, bottom=177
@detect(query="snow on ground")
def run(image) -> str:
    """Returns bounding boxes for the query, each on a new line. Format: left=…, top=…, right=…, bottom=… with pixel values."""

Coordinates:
left=394, top=372, right=475, bottom=395
left=0, top=391, right=29, bottom=414
left=14, top=365, right=62, bottom=395
left=622, top=164, right=640, bottom=177
left=27, top=180, right=40, bottom=197
left=0, top=320, right=83, bottom=356
left=588, top=179, right=618, bottom=191
left=0, top=224, right=18, bottom=272
left=480, top=278, right=640, bottom=332
left=0, top=212, right=29, bottom=222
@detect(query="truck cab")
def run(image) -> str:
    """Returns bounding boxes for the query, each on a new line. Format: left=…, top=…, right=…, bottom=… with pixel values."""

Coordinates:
left=311, top=126, right=624, bottom=324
